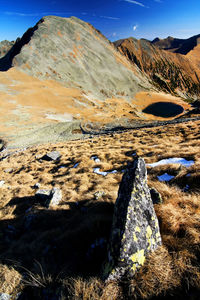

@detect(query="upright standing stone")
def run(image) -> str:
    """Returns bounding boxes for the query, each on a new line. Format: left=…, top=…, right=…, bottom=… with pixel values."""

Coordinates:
left=103, top=158, right=162, bottom=281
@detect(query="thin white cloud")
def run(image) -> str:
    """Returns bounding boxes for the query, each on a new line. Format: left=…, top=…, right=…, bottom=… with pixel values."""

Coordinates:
left=123, top=0, right=146, bottom=8
left=133, top=24, right=138, bottom=31
left=100, top=16, right=120, bottom=20
left=4, top=11, right=40, bottom=17
left=4, top=11, right=72, bottom=17
left=154, top=0, right=163, bottom=3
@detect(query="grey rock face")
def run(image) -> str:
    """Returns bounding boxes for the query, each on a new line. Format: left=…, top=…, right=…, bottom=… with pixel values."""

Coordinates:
left=41, top=151, right=61, bottom=161
left=103, top=158, right=162, bottom=281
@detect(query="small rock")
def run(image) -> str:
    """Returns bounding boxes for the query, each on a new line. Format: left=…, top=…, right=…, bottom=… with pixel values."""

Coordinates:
left=35, top=189, right=52, bottom=201
left=150, top=188, right=163, bottom=204
left=0, top=180, right=5, bottom=187
left=35, top=188, right=62, bottom=208
left=4, top=168, right=13, bottom=173
left=47, top=187, right=62, bottom=208
left=41, top=151, right=61, bottom=161
left=31, top=182, right=40, bottom=189
left=91, top=155, right=100, bottom=162
left=0, top=293, right=11, bottom=300
left=94, top=191, right=105, bottom=200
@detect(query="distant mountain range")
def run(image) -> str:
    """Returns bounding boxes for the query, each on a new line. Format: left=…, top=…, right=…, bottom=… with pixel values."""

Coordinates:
left=114, top=35, right=200, bottom=97
left=151, top=34, right=200, bottom=55
left=0, top=16, right=200, bottom=99
left=0, top=40, right=14, bottom=58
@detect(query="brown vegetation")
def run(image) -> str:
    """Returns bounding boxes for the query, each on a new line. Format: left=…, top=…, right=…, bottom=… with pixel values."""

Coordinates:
left=0, top=119, right=200, bottom=298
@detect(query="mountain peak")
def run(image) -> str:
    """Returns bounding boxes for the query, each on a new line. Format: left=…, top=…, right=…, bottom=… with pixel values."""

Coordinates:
left=0, top=15, right=151, bottom=99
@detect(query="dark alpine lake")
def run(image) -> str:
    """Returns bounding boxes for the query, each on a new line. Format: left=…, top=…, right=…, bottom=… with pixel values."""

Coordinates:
left=142, top=102, right=184, bottom=118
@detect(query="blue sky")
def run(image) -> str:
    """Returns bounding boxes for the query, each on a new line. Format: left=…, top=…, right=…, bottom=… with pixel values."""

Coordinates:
left=0, top=0, right=200, bottom=42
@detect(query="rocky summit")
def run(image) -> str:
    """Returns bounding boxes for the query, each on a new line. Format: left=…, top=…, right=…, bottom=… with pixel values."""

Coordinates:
left=0, top=16, right=151, bottom=100
left=103, top=158, right=162, bottom=281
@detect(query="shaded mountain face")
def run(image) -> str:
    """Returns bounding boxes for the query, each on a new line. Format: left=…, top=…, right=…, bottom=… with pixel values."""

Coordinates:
left=151, top=34, right=200, bottom=55
left=114, top=37, right=200, bottom=98
left=0, top=16, right=151, bottom=100
left=0, top=40, right=15, bottom=58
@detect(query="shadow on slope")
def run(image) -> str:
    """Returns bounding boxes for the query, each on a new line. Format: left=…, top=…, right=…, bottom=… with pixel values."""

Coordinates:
left=0, top=19, right=43, bottom=71
left=0, top=195, right=114, bottom=297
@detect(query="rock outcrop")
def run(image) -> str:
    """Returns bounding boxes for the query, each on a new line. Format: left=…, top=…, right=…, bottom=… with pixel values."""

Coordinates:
left=35, top=187, right=62, bottom=208
left=103, top=158, right=162, bottom=281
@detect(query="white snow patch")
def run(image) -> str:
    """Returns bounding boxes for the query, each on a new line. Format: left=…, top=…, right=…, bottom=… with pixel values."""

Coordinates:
left=110, top=170, right=118, bottom=174
left=93, top=168, right=108, bottom=176
left=157, top=173, right=175, bottom=182
left=147, top=157, right=194, bottom=168
left=93, top=168, right=118, bottom=176
left=45, top=113, right=73, bottom=122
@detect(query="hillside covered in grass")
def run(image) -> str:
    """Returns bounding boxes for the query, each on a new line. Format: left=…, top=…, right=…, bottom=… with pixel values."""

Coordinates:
left=0, top=119, right=200, bottom=299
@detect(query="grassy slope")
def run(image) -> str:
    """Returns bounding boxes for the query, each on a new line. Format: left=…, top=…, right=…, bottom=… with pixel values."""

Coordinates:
left=0, top=119, right=200, bottom=299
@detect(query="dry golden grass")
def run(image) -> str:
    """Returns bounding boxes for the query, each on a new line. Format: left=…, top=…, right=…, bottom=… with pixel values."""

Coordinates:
left=0, top=67, right=192, bottom=148
left=0, top=264, right=21, bottom=294
left=0, top=120, right=200, bottom=299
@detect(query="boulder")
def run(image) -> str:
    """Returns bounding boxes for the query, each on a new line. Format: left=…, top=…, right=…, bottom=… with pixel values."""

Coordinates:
left=47, top=187, right=62, bottom=208
left=35, top=188, right=62, bottom=208
left=35, top=189, right=52, bottom=201
left=41, top=151, right=61, bottom=161
left=103, top=158, right=162, bottom=281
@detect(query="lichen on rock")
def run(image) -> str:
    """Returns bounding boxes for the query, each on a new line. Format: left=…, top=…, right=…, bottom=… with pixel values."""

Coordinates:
left=103, top=158, right=162, bottom=281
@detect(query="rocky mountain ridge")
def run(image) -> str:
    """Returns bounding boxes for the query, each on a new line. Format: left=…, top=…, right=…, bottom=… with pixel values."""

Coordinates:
left=151, top=34, right=200, bottom=54
left=114, top=37, right=200, bottom=98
